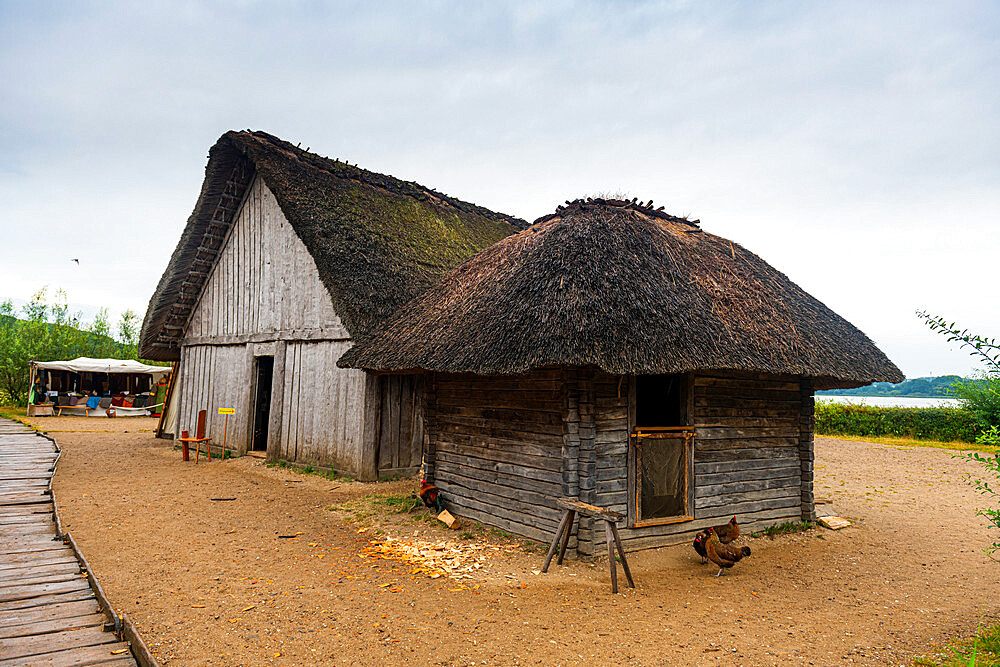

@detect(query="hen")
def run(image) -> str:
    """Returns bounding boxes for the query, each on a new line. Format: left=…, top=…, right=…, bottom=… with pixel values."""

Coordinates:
left=692, top=516, right=740, bottom=563
left=705, top=526, right=751, bottom=577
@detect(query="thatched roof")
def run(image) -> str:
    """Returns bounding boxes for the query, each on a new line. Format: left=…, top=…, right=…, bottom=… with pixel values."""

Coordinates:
left=139, top=131, right=525, bottom=361
left=339, top=198, right=903, bottom=390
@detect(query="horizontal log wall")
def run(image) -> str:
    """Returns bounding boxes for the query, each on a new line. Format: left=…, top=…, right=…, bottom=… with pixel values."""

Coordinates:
left=427, top=370, right=566, bottom=544
left=588, top=371, right=628, bottom=556
left=425, top=369, right=816, bottom=556
left=607, top=371, right=806, bottom=551
left=800, top=378, right=816, bottom=522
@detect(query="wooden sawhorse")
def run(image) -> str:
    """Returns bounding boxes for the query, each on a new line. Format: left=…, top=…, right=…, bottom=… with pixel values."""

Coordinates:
left=541, top=497, right=635, bottom=593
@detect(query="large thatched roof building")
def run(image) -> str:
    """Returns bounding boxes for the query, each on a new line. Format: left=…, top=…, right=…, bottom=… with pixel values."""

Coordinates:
left=342, top=198, right=902, bottom=553
left=140, top=130, right=524, bottom=479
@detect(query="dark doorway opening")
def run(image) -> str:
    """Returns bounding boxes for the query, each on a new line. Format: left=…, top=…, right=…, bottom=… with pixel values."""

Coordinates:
left=632, top=373, right=693, bottom=525
left=251, top=356, right=274, bottom=452
left=635, top=373, right=687, bottom=427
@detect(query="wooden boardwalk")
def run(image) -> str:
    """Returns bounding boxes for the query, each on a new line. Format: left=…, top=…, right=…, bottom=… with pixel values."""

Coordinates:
left=0, top=419, right=138, bottom=666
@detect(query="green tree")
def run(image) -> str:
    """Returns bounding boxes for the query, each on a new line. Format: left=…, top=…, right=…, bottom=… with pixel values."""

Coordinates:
left=116, top=309, right=140, bottom=359
left=0, top=289, right=155, bottom=404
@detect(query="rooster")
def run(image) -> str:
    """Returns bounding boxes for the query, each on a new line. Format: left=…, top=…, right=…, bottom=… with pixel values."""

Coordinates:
left=705, top=526, right=751, bottom=577
left=692, top=516, right=740, bottom=563
left=418, top=479, right=443, bottom=512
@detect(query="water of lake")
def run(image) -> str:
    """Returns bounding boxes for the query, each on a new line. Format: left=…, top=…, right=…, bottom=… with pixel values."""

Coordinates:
left=817, top=395, right=961, bottom=408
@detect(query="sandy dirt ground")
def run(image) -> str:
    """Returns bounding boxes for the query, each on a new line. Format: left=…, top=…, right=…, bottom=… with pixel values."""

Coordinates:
left=23, top=414, right=999, bottom=666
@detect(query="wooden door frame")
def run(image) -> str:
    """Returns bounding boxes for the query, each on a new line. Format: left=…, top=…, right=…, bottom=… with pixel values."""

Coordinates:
left=626, top=373, right=696, bottom=528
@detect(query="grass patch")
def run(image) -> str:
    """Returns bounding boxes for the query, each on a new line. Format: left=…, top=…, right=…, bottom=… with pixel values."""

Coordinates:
left=0, top=405, right=29, bottom=422
left=264, top=458, right=352, bottom=481
left=372, top=493, right=423, bottom=513
left=332, top=492, right=436, bottom=526
left=914, top=622, right=1000, bottom=666
left=819, top=432, right=999, bottom=453
left=751, top=520, right=816, bottom=539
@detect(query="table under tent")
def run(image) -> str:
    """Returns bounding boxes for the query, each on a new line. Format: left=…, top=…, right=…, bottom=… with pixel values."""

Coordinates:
left=27, top=357, right=172, bottom=417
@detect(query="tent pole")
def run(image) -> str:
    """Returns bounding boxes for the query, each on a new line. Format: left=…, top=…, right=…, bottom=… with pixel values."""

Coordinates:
left=26, top=365, right=35, bottom=414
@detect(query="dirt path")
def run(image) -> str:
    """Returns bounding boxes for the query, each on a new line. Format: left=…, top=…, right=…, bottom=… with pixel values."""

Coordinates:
left=35, top=415, right=999, bottom=665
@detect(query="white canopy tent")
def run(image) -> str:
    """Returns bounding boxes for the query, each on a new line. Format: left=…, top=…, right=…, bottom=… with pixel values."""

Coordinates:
left=28, top=357, right=172, bottom=417
left=32, top=357, right=171, bottom=379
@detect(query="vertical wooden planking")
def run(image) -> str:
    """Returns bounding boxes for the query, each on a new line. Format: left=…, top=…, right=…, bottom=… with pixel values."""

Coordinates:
left=178, top=177, right=362, bottom=470
left=241, top=184, right=249, bottom=334
left=397, top=376, right=413, bottom=470
left=302, top=344, right=316, bottom=462
left=378, top=378, right=392, bottom=473
left=362, top=373, right=382, bottom=481
left=267, top=340, right=286, bottom=459
left=286, top=343, right=297, bottom=460
left=279, top=344, right=293, bottom=460
left=293, top=343, right=303, bottom=461
left=178, top=348, right=189, bottom=434
left=251, top=178, right=259, bottom=332
left=184, top=176, right=347, bottom=341
left=412, top=376, right=425, bottom=471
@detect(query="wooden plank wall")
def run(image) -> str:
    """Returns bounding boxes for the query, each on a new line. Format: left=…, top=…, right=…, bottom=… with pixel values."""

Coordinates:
left=177, top=174, right=374, bottom=475
left=799, top=378, right=816, bottom=521
left=176, top=344, right=250, bottom=448
left=424, top=368, right=814, bottom=555
left=184, top=175, right=347, bottom=342
left=374, top=375, right=425, bottom=480
left=426, top=370, right=565, bottom=544
left=593, top=371, right=806, bottom=552
left=275, top=341, right=369, bottom=476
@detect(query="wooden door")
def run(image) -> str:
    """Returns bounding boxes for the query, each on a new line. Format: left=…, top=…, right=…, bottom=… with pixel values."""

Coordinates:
left=374, top=375, right=425, bottom=479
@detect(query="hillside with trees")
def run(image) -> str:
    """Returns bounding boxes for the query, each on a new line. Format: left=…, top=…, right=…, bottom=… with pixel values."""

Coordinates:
left=817, top=376, right=966, bottom=398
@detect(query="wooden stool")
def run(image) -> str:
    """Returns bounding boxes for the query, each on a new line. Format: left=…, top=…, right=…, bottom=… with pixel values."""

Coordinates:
left=542, top=497, right=635, bottom=593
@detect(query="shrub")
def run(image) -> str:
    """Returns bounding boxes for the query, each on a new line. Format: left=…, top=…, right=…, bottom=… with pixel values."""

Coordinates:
left=815, top=402, right=979, bottom=442
left=951, top=374, right=1000, bottom=431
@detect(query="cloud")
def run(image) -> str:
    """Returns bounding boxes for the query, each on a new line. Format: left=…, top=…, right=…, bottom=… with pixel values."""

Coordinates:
left=1, top=1, right=997, bottom=376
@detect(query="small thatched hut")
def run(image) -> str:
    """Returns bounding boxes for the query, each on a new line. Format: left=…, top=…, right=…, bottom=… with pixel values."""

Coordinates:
left=341, top=198, right=903, bottom=555
left=140, top=130, right=524, bottom=480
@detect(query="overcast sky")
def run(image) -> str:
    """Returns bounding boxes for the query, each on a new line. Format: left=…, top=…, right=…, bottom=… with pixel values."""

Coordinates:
left=1, top=1, right=997, bottom=378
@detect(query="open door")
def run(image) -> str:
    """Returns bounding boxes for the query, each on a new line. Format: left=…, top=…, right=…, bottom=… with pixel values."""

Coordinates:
left=631, top=374, right=695, bottom=526
left=251, top=356, right=274, bottom=452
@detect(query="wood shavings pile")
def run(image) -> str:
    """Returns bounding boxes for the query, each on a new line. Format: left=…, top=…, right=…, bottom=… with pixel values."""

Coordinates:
left=364, top=537, right=519, bottom=580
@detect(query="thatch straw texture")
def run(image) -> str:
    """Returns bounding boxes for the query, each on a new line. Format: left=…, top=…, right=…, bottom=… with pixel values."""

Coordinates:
left=340, top=198, right=902, bottom=389
left=140, top=131, right=525, bottom=360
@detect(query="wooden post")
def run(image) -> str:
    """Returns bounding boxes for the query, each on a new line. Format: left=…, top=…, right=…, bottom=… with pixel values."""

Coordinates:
left=542, top=509, right=573, bottom=573
left=222, top=413, right=229, bottom=456
left=556, top=510, right=576, bottom=565
left=610, top=523, right=634, bottom=588
left=181, top=430, right=190, bottom=461
left=604, top=520, right=618, bottom=594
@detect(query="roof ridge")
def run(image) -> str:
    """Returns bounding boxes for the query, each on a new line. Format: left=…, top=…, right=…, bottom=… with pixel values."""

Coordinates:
left=237, top=130, right=527, bottom=229
left=532, top=197, right=701, bottom=228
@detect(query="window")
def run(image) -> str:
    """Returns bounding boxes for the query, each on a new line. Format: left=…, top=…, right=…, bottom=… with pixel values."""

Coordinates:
left=631, top=374, right=694, bottom=526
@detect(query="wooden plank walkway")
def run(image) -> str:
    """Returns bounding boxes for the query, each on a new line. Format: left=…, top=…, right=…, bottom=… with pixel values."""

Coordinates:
left=0, top=419, right=137, bottom=666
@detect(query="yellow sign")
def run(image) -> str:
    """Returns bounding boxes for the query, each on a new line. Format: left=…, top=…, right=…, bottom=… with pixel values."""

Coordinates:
left=218, top=407, right=235, bottom=415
